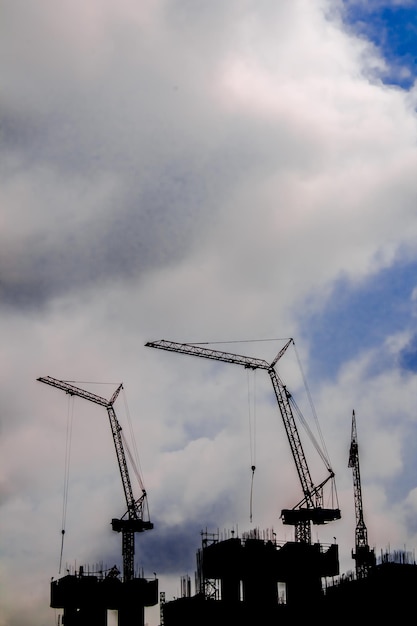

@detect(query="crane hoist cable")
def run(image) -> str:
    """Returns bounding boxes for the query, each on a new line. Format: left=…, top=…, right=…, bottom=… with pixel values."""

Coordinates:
left=291, top=343, right=339, bottom=505
left=122, top=388, right=143, bottom=480
left=118, top=393, right=151, bottom=525
left=120, top=431, right=147, bottom=495
left=59, top=395, right=75, bottom=575
left=293, top=342, right=332, bottom=465
left=247, top=369, right=257, bottom=522
left=120, top=393, right=151, bottom=522
left=249, top=467, right=255, bottom=523
left=289, top=396, right=331, bottom=469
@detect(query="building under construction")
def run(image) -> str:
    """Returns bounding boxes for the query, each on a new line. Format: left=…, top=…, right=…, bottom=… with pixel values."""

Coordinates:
left=160, top=530, right=417, bottom=626
left=50, top=567, right=158, bottom=626
left=38, top=340, right=417, bottom=624
left=162, top=528, right=338, bottom=626
left=145, top=341, right=417, bottom=625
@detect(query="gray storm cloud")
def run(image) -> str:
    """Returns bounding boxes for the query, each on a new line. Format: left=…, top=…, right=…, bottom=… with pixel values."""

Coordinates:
left=4, top=0, right=416, bottom=312
left=2, top=2, right=417, bottom=625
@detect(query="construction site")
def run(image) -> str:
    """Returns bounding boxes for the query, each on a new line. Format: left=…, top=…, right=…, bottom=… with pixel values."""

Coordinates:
left=38, top=338, right=417, bottom=625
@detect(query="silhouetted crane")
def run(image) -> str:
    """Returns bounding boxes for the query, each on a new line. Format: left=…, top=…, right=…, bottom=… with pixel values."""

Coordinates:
left=348, top=410, right=375, bottom=578
left=37, top=376, right=153, bottom=581
left=145, top=338, right=340, bottom=543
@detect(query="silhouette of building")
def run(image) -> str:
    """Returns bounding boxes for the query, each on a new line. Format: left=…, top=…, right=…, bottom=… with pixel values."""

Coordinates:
left=161, top=531, right=417, bottom=626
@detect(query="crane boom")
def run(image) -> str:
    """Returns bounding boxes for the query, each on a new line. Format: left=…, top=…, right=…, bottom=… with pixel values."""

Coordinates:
left=37, top=376, right=153, bottom=581
left=145, top=339, right=340, bottom=543
left=37, top=375, right=119, bottom=408
left=146, top=339, right=271, bottom=370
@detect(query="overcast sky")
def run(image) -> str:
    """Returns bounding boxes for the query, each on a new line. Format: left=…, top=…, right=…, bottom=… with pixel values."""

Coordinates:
left=2, top=1, right=417, bottom=624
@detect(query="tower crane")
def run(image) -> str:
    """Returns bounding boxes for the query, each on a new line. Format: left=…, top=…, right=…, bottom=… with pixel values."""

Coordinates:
left=37, top=376, right=153, bottom=581
left=145, top=339, right=340, bottom=544
left=348, top=410, right=375, bottom=578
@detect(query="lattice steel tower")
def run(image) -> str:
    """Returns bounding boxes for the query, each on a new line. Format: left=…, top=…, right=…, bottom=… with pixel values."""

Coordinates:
left=348, top=410, right=375, bottom=578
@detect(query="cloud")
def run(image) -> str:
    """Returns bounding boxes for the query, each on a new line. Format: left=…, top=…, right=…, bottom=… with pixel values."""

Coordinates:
left=2, top=1, right=417, bottom=624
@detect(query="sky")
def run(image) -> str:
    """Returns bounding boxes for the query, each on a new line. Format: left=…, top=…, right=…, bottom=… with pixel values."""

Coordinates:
left=2, top=0, right=417, bottom=624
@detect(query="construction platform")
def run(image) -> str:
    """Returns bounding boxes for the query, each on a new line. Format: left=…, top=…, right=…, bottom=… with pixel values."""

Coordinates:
left=162, top=529, right=339, bottom=626
left=162, top=532, right=417, bottom=626
left=51, top=569, right=158, bottom=626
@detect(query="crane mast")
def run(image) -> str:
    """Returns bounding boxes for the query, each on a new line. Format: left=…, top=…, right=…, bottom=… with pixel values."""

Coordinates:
left=145, top=339, right=340, bottom=543
left=37, top=376, right=153, bottom=581
left=348, top=410, right=375, bottom=578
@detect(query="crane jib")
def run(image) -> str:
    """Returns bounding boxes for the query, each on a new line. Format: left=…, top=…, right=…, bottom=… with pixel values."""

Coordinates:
left=145, top=340, right=270, bottom=370
left=37, top=376, right=111, bottom=408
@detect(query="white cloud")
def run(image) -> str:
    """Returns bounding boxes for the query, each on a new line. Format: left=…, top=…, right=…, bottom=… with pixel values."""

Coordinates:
left=2, top=1, right=417, bottom=624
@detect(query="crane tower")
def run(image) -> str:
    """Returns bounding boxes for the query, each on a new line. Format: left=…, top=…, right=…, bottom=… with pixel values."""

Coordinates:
left=146, top=338, right=340, bottom=543
left=348, top=410, right=375, bottom=578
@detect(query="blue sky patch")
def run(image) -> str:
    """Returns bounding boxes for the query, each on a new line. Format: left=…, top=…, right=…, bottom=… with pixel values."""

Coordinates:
left=300, top=259, right=417, bottom=381
left=399, top=332, right=417, bottom=372
left=342, top=1, right=417, bottom=88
